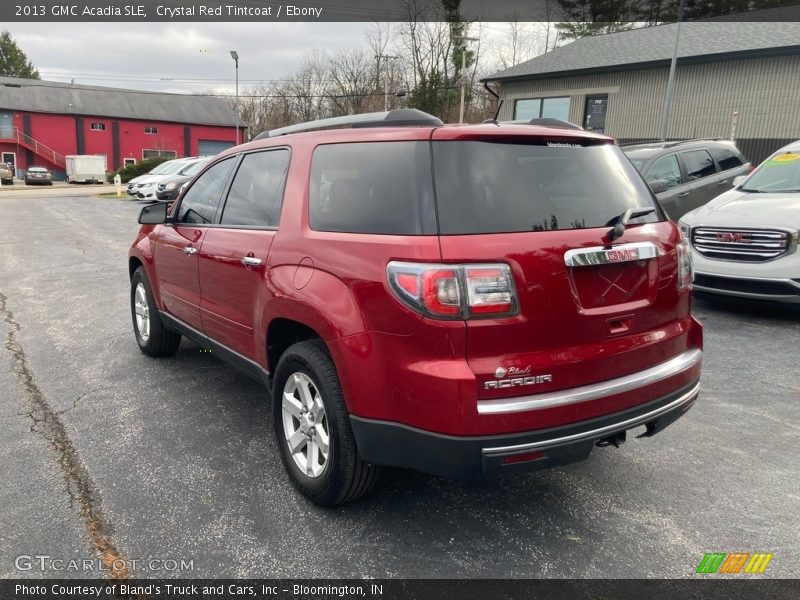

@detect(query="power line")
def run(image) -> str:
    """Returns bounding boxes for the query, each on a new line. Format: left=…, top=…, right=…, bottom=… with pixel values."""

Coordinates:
left=3, top=79, right=492, bottom=100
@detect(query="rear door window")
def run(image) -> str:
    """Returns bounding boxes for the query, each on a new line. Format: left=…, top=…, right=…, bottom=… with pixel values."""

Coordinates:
left=645, top=154, right=683, bottom=189
left=432, top=141, right=659, bottom=234
left=309, top=142, right=436, bottom=235
left=681, top=149, right=717, bottom=180
left=709, top=146, right=744, bottom=171
left=220, top=150, right=290, bottom=228
left=176, top=158, right=235, bottom=224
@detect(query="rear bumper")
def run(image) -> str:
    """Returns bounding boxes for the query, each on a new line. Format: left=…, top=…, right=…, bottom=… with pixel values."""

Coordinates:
left=350, top=380, right=699, bottom=479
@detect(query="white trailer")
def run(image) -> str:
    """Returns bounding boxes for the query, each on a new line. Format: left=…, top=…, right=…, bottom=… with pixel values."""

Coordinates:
left=65, top=155, right=106, bottom=183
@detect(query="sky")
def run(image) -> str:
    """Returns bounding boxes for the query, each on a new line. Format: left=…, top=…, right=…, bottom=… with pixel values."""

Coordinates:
left=8, top=23, right=369, bottom=94
left=6, top=22, right=526, bottom=96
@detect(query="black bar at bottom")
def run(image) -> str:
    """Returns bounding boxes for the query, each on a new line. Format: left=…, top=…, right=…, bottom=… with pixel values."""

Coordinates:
left=1, top=579, right=796, bottom=600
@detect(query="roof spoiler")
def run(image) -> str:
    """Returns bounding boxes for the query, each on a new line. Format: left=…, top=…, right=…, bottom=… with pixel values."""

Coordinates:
left=526, top=118, right=584, bottom=131
left=254, top=109, right=443, bottom=140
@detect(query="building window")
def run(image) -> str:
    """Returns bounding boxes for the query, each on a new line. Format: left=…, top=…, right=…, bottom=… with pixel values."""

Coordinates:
left=144, top=127, right=159, bottom=134
left=142, top=149, right=177, bottom=159
left=124, top=158, right=136, bottom=167
left=514, top=96, right=571, bottom=122
left=90, top=123, right=106, bottom=131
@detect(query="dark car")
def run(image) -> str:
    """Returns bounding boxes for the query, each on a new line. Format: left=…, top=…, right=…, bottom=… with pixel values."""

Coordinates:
left=129, top=109, right=702, bottom=506
left=24, top=166, right=53, bottom=185
left=155, top=158, right=210, bottom=201
left=623, top=140, right=751, bottom=219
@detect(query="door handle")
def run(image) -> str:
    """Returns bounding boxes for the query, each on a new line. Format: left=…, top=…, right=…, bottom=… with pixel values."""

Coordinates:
left=241, top=256, right=263, bottom=267
left=717, top=180, right=728, bottom=186
left=183, top=246, right=198, bottom=255
left=677, top=191, right=690, bottom=198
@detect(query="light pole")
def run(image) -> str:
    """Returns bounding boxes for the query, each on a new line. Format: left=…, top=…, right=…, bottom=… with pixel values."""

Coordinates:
left=457, top=36, right=478, bottom=124
left=375, top=54, right=399, bottom=112
left=659, top=0, right=684, bottom=141
left=230, top=50, right=239, bottom=145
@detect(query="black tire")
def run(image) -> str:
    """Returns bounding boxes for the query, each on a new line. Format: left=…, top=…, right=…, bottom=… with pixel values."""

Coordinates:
left=131, top=266, right=181, bottom=357
left=272, top=340, right=379, bottom=506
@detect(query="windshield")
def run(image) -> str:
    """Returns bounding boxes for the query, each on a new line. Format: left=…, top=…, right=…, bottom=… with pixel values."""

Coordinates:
left=743, top=151, right=800, bottom=192
left=180, top=160, right=207, bottom=177
left=433, top=141, right=661, bottom=234
left=149, top=161, right=174, bottom=175
left=161, top=161, right=190, bottom=175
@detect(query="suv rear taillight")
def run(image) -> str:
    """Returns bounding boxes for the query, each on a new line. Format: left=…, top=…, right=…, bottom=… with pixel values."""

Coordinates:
left=677, top=235, right=693, bottom=291
left=387, top=261, right=518, bottom=319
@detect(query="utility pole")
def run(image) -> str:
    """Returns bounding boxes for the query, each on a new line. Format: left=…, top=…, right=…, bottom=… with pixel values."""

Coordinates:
left=659, top=0, right=684, bottom=141
left=230, top=50, right=239, bottom=145
left=457, top=36, right=479, bottom=124
left=375, top=54, right=398, bottom=112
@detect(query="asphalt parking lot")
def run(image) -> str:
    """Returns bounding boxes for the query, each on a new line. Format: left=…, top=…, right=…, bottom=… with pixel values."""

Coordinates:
left=0, top=191, right=798, bottom=579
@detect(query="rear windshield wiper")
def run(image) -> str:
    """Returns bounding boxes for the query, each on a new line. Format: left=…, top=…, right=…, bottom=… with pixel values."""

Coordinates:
left=605, top=208, right=655, bottom=243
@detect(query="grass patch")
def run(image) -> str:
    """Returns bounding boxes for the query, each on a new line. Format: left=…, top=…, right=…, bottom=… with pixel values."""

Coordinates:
left=93, top=192, right=134, bottom=200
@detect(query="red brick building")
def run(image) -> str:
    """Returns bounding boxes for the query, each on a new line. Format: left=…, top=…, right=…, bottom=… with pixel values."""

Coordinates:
left=0, top=77, right=243, bottom=179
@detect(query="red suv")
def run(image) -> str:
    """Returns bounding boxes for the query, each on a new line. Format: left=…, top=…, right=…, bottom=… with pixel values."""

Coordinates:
left=129, top=110, right=702, bottom=506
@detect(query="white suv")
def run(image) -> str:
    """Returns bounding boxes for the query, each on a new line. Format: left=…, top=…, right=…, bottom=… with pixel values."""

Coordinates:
left=679, top=140, right=800, bottom=303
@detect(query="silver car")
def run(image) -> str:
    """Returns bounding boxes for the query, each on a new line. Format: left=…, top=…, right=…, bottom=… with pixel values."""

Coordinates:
left=623, top=140, right=751, bottom=220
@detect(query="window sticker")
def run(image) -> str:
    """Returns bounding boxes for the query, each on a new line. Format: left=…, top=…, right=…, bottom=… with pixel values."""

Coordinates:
left=766, top=152, right=800, bottom=165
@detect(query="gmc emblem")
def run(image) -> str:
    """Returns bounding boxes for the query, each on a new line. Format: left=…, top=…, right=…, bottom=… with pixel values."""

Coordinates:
left=606, top=249, right=640, bottom=262
left=716, top=232, right=751, bottom=243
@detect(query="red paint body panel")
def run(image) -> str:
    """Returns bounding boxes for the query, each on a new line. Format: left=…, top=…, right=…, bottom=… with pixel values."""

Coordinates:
left=154, top=225, right=205, bottom=330
left=199, top=228, right=275, bottom=361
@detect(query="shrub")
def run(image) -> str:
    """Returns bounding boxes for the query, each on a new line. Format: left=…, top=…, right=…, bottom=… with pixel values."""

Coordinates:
left=108, top=157, right=170, bottom=183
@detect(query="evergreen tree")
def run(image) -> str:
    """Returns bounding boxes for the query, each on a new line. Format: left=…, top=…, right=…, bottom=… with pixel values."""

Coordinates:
left=0, top=30, right=40, bottom=79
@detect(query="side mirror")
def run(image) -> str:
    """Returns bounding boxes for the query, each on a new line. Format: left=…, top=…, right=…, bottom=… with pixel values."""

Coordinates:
left=648, top=180, right=668, bottom=194
left=732, top=175, right=747, bottom=188
left=138, top=202, right=168, bottom=225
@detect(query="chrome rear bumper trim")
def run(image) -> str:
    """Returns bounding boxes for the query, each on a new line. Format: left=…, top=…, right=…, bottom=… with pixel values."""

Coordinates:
left=477, top=348, right=702, bottom=415
left=482, top=382, right=700, bottom=457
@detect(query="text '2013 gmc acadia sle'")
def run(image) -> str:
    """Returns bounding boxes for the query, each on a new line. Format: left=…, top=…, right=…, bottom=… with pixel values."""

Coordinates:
left=129, top=109, right=703, bottom=506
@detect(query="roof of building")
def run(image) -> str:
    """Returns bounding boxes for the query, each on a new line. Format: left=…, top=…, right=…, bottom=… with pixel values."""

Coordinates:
left=0, top=77, right=244, bottom=127
left=483, top=16, right=800, bottom=82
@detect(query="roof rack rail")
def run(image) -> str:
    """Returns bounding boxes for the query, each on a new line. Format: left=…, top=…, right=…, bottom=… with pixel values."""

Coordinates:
left=526, top=118, right=584, bottom=131
left=254, top=109, right=443, bottom=140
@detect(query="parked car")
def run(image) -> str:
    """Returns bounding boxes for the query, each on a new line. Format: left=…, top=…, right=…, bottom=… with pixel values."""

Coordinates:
left=154, top=158, right=211, bottom=201
left=134, top=158, right=205, bottom=200
left=24, top=166, right=53, bottom=185
left=623, top=140, right=750, bottom=220
left=0, top=162, right=13, bottom=184
left=679, top=140, right=800, bottom=303
left=127, top=158, right=190, bottom=197
left=129, top=109, right=703, bottom=506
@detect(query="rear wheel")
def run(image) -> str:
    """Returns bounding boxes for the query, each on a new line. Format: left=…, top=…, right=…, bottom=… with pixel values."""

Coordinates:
left=131, top=267, right=181, bottom=357
left=272, top=341, right=379, bottom=506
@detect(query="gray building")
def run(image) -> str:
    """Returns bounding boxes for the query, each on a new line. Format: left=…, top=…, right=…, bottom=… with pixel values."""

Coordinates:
left=483, top=21, right=800, bottom=163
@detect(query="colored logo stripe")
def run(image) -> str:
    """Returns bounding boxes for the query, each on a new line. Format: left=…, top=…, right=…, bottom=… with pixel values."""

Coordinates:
left=744, top=553, right=773, bottom=574
left=696, top=552, right=773, bottom=574
left=697, top=553, right=726, bottom=573
left=719, top=553, right=749, bottom=574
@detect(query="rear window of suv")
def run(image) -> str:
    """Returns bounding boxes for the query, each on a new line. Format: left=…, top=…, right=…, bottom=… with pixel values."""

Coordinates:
left=310, top=141, right=436, bottom=235
left=432, top=141, right=660, bottom=234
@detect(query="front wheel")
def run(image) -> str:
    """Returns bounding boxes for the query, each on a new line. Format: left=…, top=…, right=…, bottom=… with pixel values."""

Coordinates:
left=273, top=341, right=379, bottom=506
left=131, top=267, right=181, bottom=357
